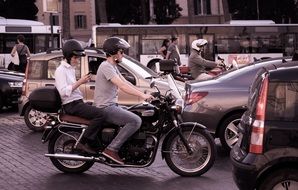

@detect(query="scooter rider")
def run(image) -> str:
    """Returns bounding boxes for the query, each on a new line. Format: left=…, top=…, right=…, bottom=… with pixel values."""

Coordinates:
left=55, top=39, right=105, bottom=155
left=188, top=39, right=222, bottom=80
left=94, top=37, right=153, bottom=165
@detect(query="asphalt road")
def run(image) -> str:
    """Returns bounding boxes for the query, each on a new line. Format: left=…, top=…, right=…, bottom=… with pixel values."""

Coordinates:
left=0, top=108, right=238, bottom=190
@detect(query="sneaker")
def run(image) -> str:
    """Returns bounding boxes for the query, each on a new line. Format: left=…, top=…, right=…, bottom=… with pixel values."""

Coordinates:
left=76, top=142, right=97, bottom=155
left=102, top=149, right=124, bottom=165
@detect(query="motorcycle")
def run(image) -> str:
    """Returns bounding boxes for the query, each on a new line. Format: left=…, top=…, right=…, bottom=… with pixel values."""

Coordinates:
left=29, top=74, right=216, bottom=176
left=158, top=57, right=238, bottom=82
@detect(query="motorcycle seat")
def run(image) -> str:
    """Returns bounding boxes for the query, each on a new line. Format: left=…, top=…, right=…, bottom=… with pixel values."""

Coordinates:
left=59, top=114, right=91, bottom=125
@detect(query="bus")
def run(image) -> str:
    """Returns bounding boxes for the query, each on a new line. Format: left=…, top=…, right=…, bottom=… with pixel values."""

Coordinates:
left=0, top=17, right=61, bottom=68
left=92, top=23, right=298, bottom=70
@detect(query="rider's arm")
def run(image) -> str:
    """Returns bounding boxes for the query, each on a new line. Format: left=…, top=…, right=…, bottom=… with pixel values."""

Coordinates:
left=111, top=75, right=150, bottom=100
left=194, top=55, right=218, bottom=69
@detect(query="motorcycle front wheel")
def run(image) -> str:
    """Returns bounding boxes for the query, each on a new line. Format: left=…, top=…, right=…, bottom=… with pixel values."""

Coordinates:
left=48, top=129, right=94, bottom=173
left=164, top=126, right=216, bottom=177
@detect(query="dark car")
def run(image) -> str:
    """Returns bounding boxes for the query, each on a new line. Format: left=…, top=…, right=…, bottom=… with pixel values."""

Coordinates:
left=182, top=57, right=297, bottom=150
left=230, top=65, right=298, bottom=190
left=0, top=70, right=23, bottom=110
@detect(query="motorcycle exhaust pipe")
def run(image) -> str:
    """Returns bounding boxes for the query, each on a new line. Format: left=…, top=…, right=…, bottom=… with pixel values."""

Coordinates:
left=45, top=153, right=101, bottom=161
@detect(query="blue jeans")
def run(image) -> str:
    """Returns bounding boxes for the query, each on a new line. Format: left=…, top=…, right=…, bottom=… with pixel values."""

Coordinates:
left=102, top=105, right=142, bottom=151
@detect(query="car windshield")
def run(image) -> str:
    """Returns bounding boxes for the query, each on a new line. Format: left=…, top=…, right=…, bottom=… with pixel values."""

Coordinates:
left=123, top=56, right=159, bottom=78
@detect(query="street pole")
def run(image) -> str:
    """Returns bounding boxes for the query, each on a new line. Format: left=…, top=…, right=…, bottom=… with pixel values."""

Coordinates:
left=256, top=0, right=260, bottom=20
left=50, top=12, right=53, bottom=49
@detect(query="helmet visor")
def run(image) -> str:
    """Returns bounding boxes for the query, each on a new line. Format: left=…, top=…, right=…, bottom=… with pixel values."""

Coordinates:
left=73, top=50, right=86, bottom=57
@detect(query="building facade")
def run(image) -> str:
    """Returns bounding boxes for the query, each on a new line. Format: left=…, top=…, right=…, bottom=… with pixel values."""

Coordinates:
left=35, top=0, right=226, bottom=42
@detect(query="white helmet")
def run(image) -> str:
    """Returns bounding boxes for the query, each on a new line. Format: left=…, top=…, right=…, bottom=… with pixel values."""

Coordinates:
left=191, top=39, right=208, bottom=51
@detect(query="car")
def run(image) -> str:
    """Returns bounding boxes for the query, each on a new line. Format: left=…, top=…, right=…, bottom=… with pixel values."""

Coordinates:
left=0, top=70, right=23, bottom=110
left=230, top=65, right=298, bottom=190
left=182, top=57, right=297, bottom=150
left=18, top=48, right=184, bottom=131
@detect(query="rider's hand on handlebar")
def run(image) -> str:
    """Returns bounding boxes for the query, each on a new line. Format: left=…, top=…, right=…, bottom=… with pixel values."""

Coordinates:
left=142, top=93, right=154, bottom=101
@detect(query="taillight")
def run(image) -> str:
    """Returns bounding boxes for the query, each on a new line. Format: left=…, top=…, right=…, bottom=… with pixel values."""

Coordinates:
left=249, top=75, right=268, bottom=154
left=186, top=91, right=208, bottom=105
left=21, top=78, right=27, bottom=96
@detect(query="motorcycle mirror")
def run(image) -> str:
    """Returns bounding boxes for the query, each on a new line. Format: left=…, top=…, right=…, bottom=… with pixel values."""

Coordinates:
left=150, top=81, right=156, bottom=88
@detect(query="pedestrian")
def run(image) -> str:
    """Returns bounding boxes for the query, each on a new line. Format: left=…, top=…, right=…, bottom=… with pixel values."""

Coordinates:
left=10, top=35, right=31, bottom=73
left=94, top=37, right=153, bottom=165
left=158, top=38, right=170, bottom=59
left=55, top=39, right=105, bottom=155
left=166, top=36, right=181, bottom=66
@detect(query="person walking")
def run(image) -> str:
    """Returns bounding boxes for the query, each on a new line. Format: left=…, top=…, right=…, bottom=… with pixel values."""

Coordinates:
left=55, top=39, right=105, bottom=155
left=158, top=38, right=170, bottom=59
left=10, top=35, right=31, bottom=72
left=94, top=37, right=153, bottom=165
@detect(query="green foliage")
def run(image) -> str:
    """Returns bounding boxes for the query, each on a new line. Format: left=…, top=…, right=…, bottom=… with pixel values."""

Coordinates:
left=154, top=0, right=182, bottom=24
left=0, top=0, right=38, bottom=20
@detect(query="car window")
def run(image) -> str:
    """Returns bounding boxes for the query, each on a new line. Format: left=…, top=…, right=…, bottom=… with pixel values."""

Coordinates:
left=123, top=55, right=159, bottom=78
left=47, top=57, right=81, bottom=80
left=266, top=82, right=298, bottom=121
left=28, top=60, right=47, bottom=79
left=88, top=56, right=105, bottom=74
left=48, top=57, right=63, bottom=79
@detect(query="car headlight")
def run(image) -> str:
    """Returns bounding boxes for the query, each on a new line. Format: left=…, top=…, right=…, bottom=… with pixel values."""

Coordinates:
left=8, top=81, right=23, bottom=88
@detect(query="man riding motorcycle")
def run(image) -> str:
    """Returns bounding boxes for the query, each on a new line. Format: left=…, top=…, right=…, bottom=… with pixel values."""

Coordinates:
left=188, top=39, right=222, bottom=80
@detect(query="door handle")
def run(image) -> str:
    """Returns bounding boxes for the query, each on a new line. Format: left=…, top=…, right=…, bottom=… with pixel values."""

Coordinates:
left=45, top=84, right=54, bottom=86
left=90, top=86, right=95, bottom=90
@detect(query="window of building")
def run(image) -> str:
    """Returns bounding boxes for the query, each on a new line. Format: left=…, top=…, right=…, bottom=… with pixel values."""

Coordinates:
left=74, top=15, right=87, bottom=29
left=194, top=0, right=211, bottom=15
left=51, top=15, right=59, bottom=26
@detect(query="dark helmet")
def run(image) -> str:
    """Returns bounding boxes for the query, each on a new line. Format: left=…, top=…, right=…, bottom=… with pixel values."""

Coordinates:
left=62, top=39, right=86, bottom=60
left=103, top=37, right=130, bottom=56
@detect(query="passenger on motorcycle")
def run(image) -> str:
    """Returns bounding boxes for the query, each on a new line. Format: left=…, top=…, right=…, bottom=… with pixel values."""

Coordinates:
left=188, top=39, right=222, bottom=80
left=55, top=39, right=105, bottom=155
left=94, top=37, right=153, bottom=165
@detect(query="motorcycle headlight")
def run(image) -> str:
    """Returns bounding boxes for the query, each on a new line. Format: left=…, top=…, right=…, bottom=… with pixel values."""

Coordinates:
left=171, top=98, right=184, bottom=113
left=8, top=81, right=23, bottom=88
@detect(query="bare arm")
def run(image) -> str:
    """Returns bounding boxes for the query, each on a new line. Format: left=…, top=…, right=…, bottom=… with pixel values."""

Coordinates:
left=111, top=75, right=152, bottom=100
left=10, top=46, right=16, bottom=57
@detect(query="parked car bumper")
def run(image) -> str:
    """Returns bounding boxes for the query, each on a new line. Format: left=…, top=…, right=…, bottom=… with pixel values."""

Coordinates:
left=230, top=144, right=258, bottom=190
left=18, top=95, right=28, bottom=116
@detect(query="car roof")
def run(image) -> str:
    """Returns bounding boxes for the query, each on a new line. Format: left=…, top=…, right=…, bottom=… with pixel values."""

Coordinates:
left=268, top=64, right=298, bottom=82
left=30, top=48, right=106, bottom=60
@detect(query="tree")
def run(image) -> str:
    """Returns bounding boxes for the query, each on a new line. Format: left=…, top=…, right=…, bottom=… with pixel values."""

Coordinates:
left=0, top=0, right=38, bottom=20
left=62, top=0, right=71, bottom=39
left=153, top=0, right=182, bottom=24
left=105, top=0, right=181, bottom=24
left=228, top=0, right=298, bottom=23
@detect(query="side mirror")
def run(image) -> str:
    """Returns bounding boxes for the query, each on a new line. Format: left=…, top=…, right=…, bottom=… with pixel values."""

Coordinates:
left=150, top=81, right=155, bottom=88
left=124, top=74, right=136, bottom=85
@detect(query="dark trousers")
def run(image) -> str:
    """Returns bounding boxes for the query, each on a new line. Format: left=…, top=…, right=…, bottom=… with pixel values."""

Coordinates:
left=63, top=99, right=105, bottom=143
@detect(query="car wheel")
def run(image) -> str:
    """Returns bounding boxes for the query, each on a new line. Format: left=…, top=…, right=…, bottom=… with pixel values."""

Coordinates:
left=219, top=113, right=242, bottom=151
left=24, top=105, right=48, bottom=132
left=258, top=168, right=298, bottom=190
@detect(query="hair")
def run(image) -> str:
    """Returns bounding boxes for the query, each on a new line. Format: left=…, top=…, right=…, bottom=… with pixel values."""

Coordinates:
left=171, top=36, right=178, bottom=42
left=162, top=39, right=170, bottom=47
left=17, top=35, right=25, bottom=43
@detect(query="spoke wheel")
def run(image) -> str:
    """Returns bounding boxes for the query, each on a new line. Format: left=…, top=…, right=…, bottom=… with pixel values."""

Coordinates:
left=48, top=130, right=94, bottom=173
left=164, top=126, right=216, bottom=177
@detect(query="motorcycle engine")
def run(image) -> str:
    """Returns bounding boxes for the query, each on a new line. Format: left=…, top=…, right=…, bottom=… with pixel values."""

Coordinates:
left=120, top=132, right=153, bottom=164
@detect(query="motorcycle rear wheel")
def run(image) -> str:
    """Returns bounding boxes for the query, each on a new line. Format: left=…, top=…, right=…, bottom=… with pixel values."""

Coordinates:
left=48, top=130, right=94, bottom=173
left=164, top=126, right=216, bottom=177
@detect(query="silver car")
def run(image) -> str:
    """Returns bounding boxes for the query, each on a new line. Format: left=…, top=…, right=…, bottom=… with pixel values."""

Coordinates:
left=182, top=57, right=296, bottom=150
left=19, top=48, right=184, bottom=131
